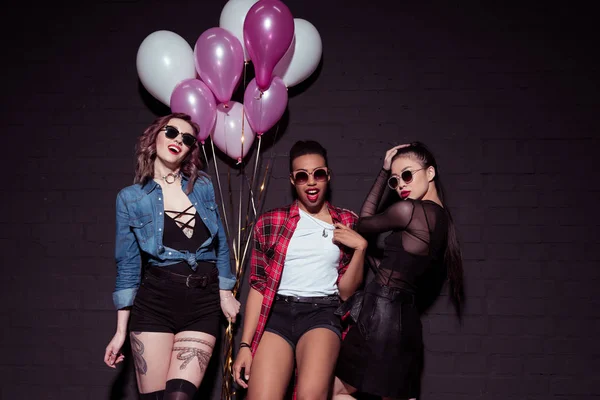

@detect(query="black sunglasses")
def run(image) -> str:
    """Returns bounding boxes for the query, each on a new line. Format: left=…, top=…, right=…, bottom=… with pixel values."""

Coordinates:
left=162, top=125, right=197, bottom=147
left=291, top=167, right=330, bottom=185
left=388, top=168, right=425, bottom=190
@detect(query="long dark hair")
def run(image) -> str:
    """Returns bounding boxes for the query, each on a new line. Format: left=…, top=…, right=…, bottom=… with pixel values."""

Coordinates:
left=133, top=113, right=205, bottom=194
left=394, top=142, right=464, bottom=314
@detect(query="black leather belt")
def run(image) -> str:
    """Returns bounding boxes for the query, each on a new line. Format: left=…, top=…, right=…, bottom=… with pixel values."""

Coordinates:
left=275, top=294, right=340, bottom=305
left=146, top=267, right=218, bottom=288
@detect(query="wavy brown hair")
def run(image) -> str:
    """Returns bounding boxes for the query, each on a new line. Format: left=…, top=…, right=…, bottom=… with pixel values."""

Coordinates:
left=133, top=113, right=206, bottom=193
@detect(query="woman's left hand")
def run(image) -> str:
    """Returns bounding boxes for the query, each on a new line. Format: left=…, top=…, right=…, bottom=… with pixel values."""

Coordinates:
left=332, top=223, right=368, bottom=251
left=104, top=331, right=127, bottom=368
left=220, top=290, right=241, bottom=323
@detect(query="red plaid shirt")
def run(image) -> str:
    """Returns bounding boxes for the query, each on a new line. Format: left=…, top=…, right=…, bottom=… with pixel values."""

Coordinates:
left=249, top=200, right=358, bottom=354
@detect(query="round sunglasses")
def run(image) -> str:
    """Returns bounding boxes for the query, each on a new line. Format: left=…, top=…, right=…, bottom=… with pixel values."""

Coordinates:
left=388, top=168, right=425, bottom=190
left=291, top=167, right=330, bottom=185
left=162, top=125, right=197, bottom=147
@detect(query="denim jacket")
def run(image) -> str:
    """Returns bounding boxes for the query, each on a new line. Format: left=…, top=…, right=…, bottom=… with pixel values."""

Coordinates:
left=112, top=175, right=236, bottom=309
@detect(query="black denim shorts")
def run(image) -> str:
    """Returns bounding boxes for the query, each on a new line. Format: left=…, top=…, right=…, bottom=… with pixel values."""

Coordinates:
left=129, top=266, right=221, bottom=337
left=264, top=295, right=342, bottom=350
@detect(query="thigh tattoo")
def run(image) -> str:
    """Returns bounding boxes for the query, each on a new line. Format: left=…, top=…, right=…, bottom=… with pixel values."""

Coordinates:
left=130, top=331, right=148, bottom=375
left=172, top=338, right=214, bottom=373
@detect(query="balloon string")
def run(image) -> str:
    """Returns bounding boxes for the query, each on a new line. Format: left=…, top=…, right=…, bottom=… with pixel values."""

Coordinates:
left=256, top=123, right=280, bottom=212
left=238, top=151, right=244, bottom=283
left=220, top=107, right=237, bottom=262
left=239, top=98, right=247, bottom=264
left=243, top=65, right=265, bottom=241
left=239, top=135, right=261, bottom=268
left=226, top=163, right=237, bottom=263
left=240, top=62, right=256, bottom=246
left=221, top=320, right=234, bottom=400
left=258, top=89, right=264, bottom=137
left=222, top=168, right=237, bottom=400
left=241, top=124, right=279, bottom=270
left=242, top=135, right=261, bottom=244
left=223, top=63, right=250, bottom=400
left=251, top=135, right=262, bottom=211
left=209, top=140, right=231, bottom=242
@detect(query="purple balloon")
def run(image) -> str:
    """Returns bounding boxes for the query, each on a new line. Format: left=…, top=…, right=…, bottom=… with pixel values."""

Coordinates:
left=211, top=101, right=256, bottom=162
left=244, top=0, right=294, bottom=91
left=170, top=79, right=217, bottom=144
left=194, top=27, right=244, bottom=105
left=244, top=77, right=287, bottom=135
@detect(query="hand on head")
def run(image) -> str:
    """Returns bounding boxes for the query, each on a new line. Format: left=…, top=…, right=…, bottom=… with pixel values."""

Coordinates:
left=383, top=144, right=411, bottom=170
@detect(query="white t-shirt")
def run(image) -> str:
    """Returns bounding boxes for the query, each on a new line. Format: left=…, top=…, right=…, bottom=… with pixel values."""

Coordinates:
left=277, top=209, right=340, bottom=296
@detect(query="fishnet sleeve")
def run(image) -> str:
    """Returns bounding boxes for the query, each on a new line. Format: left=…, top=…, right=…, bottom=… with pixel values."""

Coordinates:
left=360, top=168, right=389, bottom=218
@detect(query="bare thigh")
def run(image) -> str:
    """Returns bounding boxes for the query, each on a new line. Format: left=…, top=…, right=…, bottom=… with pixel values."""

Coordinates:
left=295, top=328, right=341, bottom=400
left=167, top=330, right=217, bottom=387
left=247, top=332, right=295, bottom=400
left=332, top=377, right=358, bottom=399
left=130, top=331, right=174, bottom=393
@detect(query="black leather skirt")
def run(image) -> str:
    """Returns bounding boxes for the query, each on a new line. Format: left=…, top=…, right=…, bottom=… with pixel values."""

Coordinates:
left=335, top=281, right=423, bottom=398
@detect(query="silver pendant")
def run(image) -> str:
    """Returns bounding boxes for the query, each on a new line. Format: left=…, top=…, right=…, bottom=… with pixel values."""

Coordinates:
left=322, top=228, right=328, bottom=238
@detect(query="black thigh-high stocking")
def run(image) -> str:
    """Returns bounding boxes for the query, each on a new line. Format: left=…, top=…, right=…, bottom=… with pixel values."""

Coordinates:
left=164, top=379, right=198, bottom=400
left=139, top=391, right=165, bottom=400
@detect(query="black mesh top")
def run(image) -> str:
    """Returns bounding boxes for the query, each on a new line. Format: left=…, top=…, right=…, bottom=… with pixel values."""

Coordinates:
left=356, top=169, right=448, bottom=293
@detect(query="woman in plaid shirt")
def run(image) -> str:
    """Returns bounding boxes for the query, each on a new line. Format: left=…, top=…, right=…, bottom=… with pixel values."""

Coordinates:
left=233, top=140, right=367, bottom=399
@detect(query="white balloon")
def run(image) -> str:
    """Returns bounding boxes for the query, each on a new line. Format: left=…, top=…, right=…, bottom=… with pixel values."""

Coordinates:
left=219, top=0, right=260, bottom=61
left=136, top=30, right=196, bottom=106
left=273, top=19, right=322, bottom=88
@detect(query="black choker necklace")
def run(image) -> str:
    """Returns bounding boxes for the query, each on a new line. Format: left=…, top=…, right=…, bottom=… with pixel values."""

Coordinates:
left=160, top=172, right=181, bottom=184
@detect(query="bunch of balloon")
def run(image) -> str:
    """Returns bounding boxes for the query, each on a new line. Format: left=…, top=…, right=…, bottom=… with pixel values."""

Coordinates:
left=135, top=1, right=322, bottom=398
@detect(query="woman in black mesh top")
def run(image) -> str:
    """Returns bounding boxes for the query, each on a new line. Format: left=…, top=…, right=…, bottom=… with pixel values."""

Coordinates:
left=333, top=142, right=464, bottom=400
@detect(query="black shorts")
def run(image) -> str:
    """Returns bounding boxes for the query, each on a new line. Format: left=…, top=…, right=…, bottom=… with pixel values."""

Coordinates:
left=264, top=294, right=342, bottom=350
left=129, top=266, right=221, bottom=338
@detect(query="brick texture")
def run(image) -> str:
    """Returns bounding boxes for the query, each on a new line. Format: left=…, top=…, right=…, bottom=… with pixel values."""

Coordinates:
left=2, top=1, right=598, bottom=399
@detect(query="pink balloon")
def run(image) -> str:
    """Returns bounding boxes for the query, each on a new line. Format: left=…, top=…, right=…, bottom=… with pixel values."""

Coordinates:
left=194, top=27, right=244, bottom=105
left=170, top=79, right=217, bottom=144
left=243, top=0, right=294, bottom=91
left=211, top=101, right=256, bottom=162
left=244, top=77, right=287, bottom=135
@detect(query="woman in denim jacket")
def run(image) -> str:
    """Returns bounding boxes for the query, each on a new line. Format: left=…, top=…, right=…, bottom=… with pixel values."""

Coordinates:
left=103, top=113, right=240, bottom=400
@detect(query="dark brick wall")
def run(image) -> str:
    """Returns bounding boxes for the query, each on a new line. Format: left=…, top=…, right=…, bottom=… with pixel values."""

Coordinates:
left=2, top=1, right=598, bottom=399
